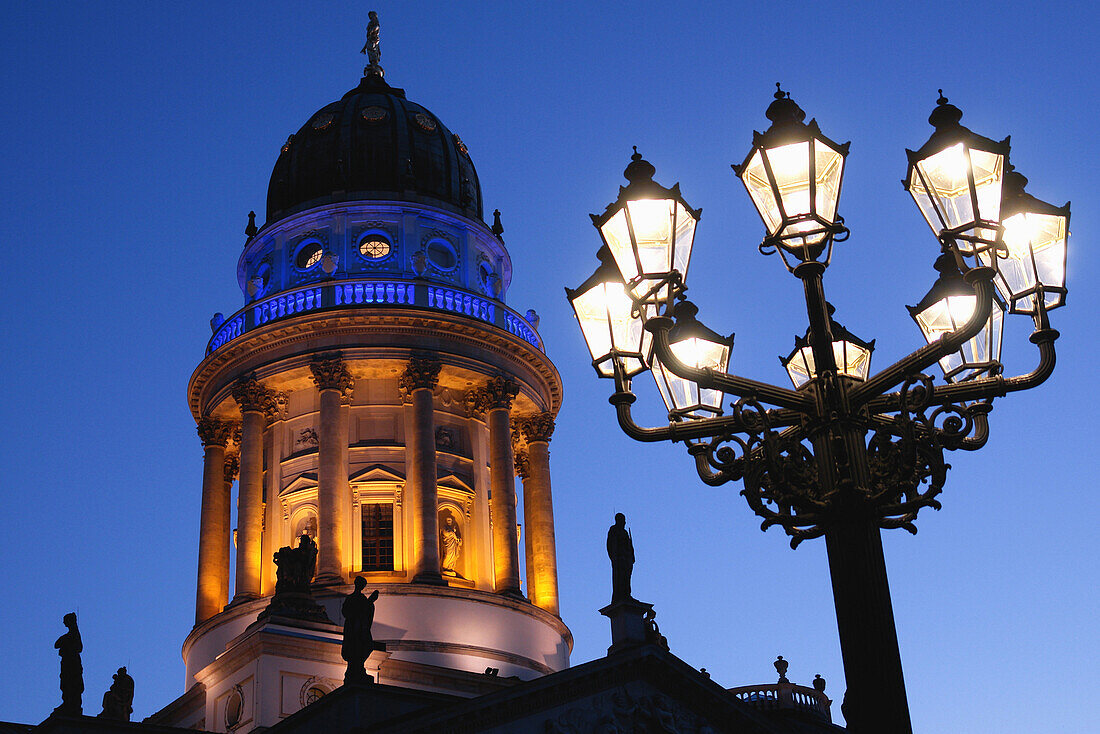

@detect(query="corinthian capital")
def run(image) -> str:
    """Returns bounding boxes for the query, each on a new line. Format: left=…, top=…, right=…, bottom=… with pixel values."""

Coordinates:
left=398, top=356, right=441, bottom=393
left=518, top=412, right=556, bottom=443
left=231, top=375, right=277, bottom=414
left=309, top=353, right=355, bottom=396
left=223, top=452, right=240, bottom=483
left=470, top=375, right=519, bottom=413
left=197, top=417, right=233, bottom=448
left=513, top=448, right=531, bottom=480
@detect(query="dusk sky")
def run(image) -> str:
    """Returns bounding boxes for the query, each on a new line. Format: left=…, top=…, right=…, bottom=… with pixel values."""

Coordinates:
left=2, top=2, right=1097, bottom=731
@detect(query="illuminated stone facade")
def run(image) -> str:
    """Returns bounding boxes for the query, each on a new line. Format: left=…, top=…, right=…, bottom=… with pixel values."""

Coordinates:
left=153, top=67, right=568, bottom=732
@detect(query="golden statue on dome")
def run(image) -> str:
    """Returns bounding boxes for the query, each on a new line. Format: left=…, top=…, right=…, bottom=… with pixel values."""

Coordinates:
left=361, top=11, right=383, bottom=77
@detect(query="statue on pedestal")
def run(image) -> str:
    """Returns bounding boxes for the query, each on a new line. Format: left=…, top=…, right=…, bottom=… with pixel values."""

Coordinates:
left=53, top=613, right=83, bottom=716
left=439, top=513, right=463, bottom=576
left=258, top=534, right=331, bottom=622
left=360, top=11, right=383, bottom=77
left=98, top=667, right=134, bottom=721
left=342, top=576, right=381, bottom=683
left=606, top=513, right=635, bottom=602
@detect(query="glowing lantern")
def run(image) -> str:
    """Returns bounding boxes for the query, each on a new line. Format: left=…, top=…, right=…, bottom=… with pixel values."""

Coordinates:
left=651, top=301, right=733, bottom=419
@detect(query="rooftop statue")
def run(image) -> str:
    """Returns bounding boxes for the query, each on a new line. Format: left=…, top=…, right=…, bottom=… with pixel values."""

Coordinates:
left=53, top=613, right=83, bottom=716
left=360, top=11, right=383, bottom=76
left=274, top=534, right=317, bottom=594
left=606, top=513, right=635, bottom=602
left=98, top=667, right=134, bottom=721
left=342, top=576, right=382, bottom=683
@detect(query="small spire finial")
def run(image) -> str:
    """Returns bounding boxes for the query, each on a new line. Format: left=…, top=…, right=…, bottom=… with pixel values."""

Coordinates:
left=937, top=89, right=947, bottom=105
left=491, top=209, right=504, bottom=237
left=928, top=89, right=963, bottom=129
left=623, top=147, right=655, bottom=184
left=361, top=10, right=384, bottom=78
left=774, top=81, right=784, bottom=99
left=245, top=211, right=258, bottom=240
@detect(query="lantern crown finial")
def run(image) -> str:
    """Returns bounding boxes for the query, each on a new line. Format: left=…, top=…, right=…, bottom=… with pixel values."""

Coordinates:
left=765, top=83, right=806, bottom=128
left=623, top=146, right=657, bottom=185
left=928, top=89, right=964, bottom=130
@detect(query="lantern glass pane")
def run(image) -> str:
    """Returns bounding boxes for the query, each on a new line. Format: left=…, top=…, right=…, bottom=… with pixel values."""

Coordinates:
left=626, top=198, right=674, bottom=273
left=570, top=281, right=648, bottom=377
left=914, top=294, right=1002, bottom=381
left=742, top=148, right=782, bottom=234
left=652, top=334, right=728, bottom=417
left=814, top=140, right=845, bottom=223
left=970, top=148, right=1004, bottom=224
left=908, top=166, right=944, bottom=233
left=915, top=143, right=974, bottom=232
left=986, top=211, right=1067, bottom=311
left=599, top=208, right=637, bottom=283
left=672, top=200, right=696, bottom=278
left=786, top=340, right=871, bottom=387
left=766, top=140, right=812, bottom=220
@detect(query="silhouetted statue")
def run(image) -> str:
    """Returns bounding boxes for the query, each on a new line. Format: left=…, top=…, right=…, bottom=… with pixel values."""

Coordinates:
left=360, top=11, right=382, bottom=75
left=606, top=513, right=635, bottom=602
left=274, top=534, right=317, bottom=594
left=53, top=613, right=83, bottom=716
left=342, top=576, right=381, bottom=683
left=98, top=667, right=134, bottom=721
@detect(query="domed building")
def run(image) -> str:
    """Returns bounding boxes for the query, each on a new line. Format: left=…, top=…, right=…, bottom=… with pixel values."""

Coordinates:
left=150, top=51, right=568, bottom=732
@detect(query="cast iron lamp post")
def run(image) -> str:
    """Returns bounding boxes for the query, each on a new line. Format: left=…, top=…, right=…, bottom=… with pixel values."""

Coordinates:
left=567, top=85, right=1068, bottom=733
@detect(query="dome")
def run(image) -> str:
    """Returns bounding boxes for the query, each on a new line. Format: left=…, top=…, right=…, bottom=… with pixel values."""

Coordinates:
left=266, top=73, right=483, bottom=225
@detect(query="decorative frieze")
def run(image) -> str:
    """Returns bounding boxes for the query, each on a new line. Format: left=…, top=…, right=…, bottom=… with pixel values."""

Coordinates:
left=309, top=354, right=354, bottom=397
left=231, top=375, right=277, bottom=414
left=398, top=356, right=441, bottom=394
left=196, top=417, right=234, bottom=448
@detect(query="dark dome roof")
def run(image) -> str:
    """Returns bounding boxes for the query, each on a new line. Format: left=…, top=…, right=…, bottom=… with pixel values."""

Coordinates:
left=266, top=74, right=483, bottom=225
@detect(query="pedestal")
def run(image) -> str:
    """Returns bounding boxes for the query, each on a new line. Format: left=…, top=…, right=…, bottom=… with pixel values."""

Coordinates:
left=599, top=597, right=654, bottom=655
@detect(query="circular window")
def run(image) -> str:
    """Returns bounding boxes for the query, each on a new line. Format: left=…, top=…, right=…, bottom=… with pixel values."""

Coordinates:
left=224, top=689, right=243, bottom=729
left=304, top=686, right=326, bottom=705
left=426, top=239, right=457, bottom=271
left=359, top=234, right=392, bottom=260
left=295, top=240, right=324, bottom=270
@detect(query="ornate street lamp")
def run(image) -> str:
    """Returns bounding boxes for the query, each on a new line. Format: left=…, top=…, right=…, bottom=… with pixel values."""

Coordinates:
left=568, top=87, right=1068, bottom=734
left=590, top=148, right=701, bottom=310
left=782, top=304, right=874, bottom=388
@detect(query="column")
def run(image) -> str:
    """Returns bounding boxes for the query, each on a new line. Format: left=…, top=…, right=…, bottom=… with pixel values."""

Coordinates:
left=481, top=376, right=522, bottom=596
left=310, top=355, right=354, bottom=585
left=195, top=417, right=233, bottom=623
left=220, top=449, right=239, bottom=608
left=519, top=412, right=560, bottom=616
left=230, top=375, right=275, bottom=603
left=400, top=357, right=444, bottom=584
left=260, top=393, right=286, bottom=595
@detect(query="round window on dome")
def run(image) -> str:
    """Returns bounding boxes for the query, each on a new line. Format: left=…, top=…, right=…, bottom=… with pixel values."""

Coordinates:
left=224, top=688, right=243, bottom=729
left=426, top=239, right=457, bottom=272
left=359, top=233, right=392, bottom=260
left=295, top=240, right=324, bottom=270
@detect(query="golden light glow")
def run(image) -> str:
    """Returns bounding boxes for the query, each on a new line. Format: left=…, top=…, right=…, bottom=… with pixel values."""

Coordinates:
left=742, top=139, right=844, bottom=245
left=910, top=143, right=1003, bottom=245
left=600, top=198, right=696, bottom=302
left=914, top=294, right=1003, bottom=381
left=652, top=336, right=729, bottom=418
left=786, top=341, right=873, bottom=388
left=571, top=280, right=649, bottom=376
left=985, top=211, right=1067, bottom=311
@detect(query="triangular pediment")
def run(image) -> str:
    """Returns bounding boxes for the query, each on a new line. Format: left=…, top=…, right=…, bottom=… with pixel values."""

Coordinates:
left=281, top=473, right=318, bottom=495
left=437, top=473, right=474, bottom=494
left=349, top=464, right=406, bottom=484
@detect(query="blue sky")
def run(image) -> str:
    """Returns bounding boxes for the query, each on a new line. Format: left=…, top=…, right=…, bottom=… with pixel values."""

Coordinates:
left=1, top=2, right=1097, bottom=730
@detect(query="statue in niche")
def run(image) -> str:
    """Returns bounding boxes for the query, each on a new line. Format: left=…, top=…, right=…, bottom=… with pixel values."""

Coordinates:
left=342, top=576, right=381, bottom=683
left=98, top=667, right=134, bottom=721
left=294, top=514, right=318, bottom=543
left=606, top=513, right=635, bottom=602
left=53, top=612, right=83, bottom=716
left=435, top=426, right=455, bottom=451
left=274, top=534, right=317, bottom=594
left=439, top=512, right=463, bottom=576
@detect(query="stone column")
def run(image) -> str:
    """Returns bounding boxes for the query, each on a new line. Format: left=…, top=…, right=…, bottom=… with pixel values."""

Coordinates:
left=400, top=357, right=444, bottom=584
left=477, top=376, right=522, bottom=596
left=220, top=449, right=239, bottom=607
left=519, top=413, right=560, bottom=616
left=195, top=417, right=233, bottom=623
left=310, top=355, right=354, bottom=585
left=231, top=376, right=275, bottom=603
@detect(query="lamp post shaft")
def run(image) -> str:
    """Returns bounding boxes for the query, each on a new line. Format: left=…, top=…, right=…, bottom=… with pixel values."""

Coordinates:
left=825, top=515, right=913, bottom=734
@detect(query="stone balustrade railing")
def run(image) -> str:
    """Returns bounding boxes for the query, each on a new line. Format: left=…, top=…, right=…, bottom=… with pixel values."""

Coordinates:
left=727, top=681, right=832, bottom=722
left=207, top=279, right=542, bottom=355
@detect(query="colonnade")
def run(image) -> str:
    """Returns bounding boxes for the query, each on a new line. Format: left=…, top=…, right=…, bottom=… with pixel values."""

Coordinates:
left=193, top=355, right=560, bottom=624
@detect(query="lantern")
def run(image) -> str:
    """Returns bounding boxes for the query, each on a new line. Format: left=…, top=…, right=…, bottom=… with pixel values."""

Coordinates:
left=908, top=253, right=1004, bottom=382
left=651, top=301, right=733, bottom=419
left=906, top=92, right=1009, bottom=263
left=591, top=148, right=700, bottom=308
left=983, top=169, right=1069, bottom=315
left=734, top=84, right=849, bottom=267
left=566, top=246, right=652, bottom=378
left=782, top=305, right=874, bottom=388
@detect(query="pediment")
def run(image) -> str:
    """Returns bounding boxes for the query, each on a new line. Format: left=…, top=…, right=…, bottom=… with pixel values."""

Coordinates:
left=437, top=473, right=474, bottom=494
left=281, top=473, right=318, bottom=495
left=349, top=464, right=406, bottom=484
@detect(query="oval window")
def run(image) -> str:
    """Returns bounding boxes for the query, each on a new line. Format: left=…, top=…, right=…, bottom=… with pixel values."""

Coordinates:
left=359, top=234, right=392, bottom=260
left=295, top=240, right=323, bottom=270
left=426, top=239, right=457, bottom=271
left=225, top=689, right=243, bottom=729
